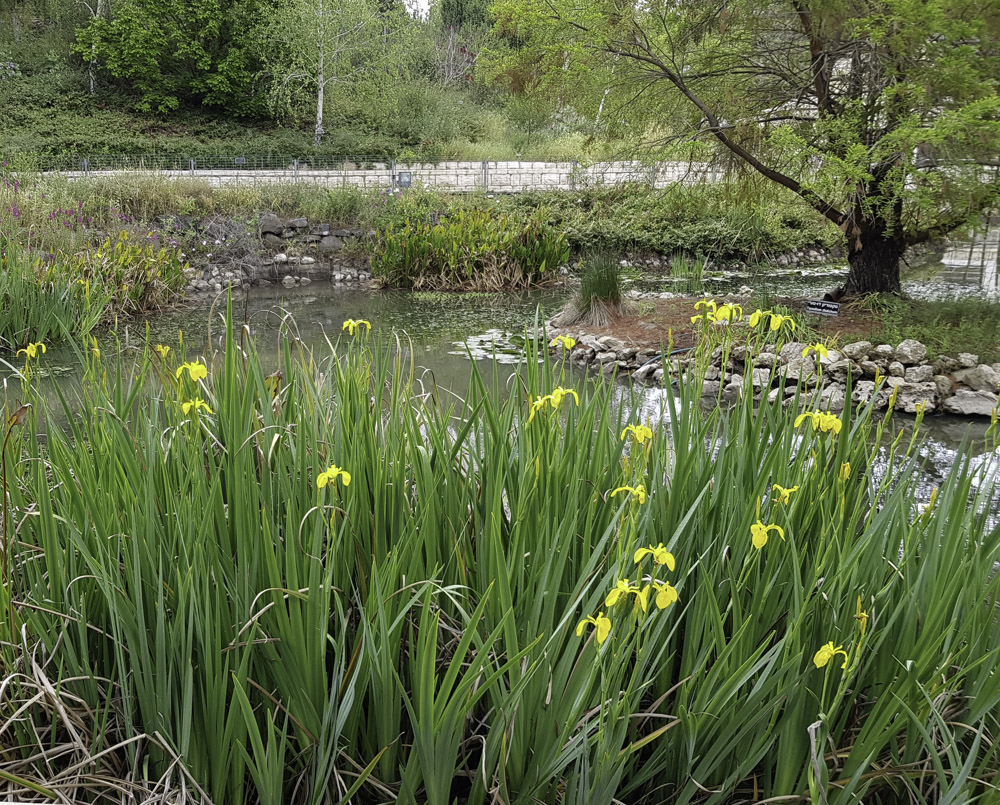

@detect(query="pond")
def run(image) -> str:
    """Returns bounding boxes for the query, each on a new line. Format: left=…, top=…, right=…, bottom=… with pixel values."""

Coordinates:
left=4, top=223, right=997, bottom=513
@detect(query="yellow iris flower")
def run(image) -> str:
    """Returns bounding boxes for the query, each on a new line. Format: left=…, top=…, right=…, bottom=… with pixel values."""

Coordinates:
left=181, top=398, right=213, bottom=415
left=317, top=464, right=352, bottom=489
left=751, top=520, right=785, bottom=549
left=605, top=579, right=650, bottom=612
left=17, top=342, right=46, bottom=360
left=648, top=580, right=679, bottom=609
left=749, top=310, right=797, bottom=332
left=621, top=424, right=653, bottom=444
left=794, top=410, right=843, bottom=435
left=813, top=641, right=850, bottom=669
left=801, top=343, right=830, bottom=359
left=175, top=361, right=208, bottom=382
left=633, top=542, right=675, bottom=570
left=713, top=303, right=743, bottom=322
left=576, top=612, right=612, bottom=644
left=839, top=461, right=851, bottom=481
left=550, top=335, right=577, bottom=350
left=527, top=386, right=580, bottom=423
left=342, top=319, right=372, bottom=336
left=691, top=299, right=743, bottom=325
left=772, top=484, right=799, bottom=505
left=611, top=484, right=647, bottom=504
left=154, top=344, right=171, bottom=359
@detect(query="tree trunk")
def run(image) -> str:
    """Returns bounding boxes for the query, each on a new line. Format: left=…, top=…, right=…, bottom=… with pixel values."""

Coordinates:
left=314, top=50, right=325, bottom=146
left=840, top=225, right=905, bottom=296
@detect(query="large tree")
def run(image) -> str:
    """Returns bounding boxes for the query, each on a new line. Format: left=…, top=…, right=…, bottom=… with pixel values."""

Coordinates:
left=488, top=0, right=1000, bottom=294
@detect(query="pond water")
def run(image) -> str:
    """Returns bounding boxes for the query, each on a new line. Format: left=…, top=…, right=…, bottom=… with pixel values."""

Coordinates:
left=4, top=224, right=998, bottom=508
left=632, top=219, right=1000, bottom=301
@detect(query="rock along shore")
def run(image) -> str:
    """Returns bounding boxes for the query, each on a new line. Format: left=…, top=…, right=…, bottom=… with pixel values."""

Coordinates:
left=547, top=330, right=1000, bottom=418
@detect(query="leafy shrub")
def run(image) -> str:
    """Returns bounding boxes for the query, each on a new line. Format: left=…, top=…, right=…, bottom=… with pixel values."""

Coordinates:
left=68, top=231, right=188, bottom=317
left=370, top=209, right=569, bottom=290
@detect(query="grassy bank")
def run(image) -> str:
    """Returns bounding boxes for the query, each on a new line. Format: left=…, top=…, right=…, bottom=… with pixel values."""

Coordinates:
left=4, top=169, right=840, bottom=264
left=1, top=306, right=998, bottom=804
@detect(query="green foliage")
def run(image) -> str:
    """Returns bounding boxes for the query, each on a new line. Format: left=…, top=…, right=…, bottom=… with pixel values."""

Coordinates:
left=0, top=250, right=105, bottom=351
left=577, top=252, right=622, bottom=306
left=497, top=184, right=840, bottom=260
left=74, top=0, right=270, bottom=115
left=841, top=295, right=1000, bottom=363
left=67, top=231, right=188, bottom=317
left=2, top=312, right=999, bottom=803
left=669, top=252, right=706, bottom=280
left=370, top=208, right=569, bottom=289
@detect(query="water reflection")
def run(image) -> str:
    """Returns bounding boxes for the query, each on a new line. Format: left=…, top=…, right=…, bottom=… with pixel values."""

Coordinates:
left=906, top=217, right=999, bottom=299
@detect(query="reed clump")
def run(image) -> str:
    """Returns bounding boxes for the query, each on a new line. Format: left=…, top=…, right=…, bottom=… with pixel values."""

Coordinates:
left=1, top=304, right=999, bottom=804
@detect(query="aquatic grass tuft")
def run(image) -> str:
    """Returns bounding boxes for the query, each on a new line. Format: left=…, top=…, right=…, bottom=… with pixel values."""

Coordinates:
left=1, top=303, right=999, bottom=804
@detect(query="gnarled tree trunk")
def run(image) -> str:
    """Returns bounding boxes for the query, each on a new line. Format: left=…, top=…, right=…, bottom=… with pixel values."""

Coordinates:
left=841, top=224, right=905, bottom=296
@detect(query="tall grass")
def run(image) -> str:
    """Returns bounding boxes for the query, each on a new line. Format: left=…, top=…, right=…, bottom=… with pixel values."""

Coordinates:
left=555, top=252, right=627, bottom=327
left=0, top=249, right=107, bottom=351
left=1, top=305, right=999, bottom=804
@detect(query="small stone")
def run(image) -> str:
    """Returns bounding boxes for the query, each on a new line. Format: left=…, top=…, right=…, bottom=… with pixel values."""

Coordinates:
left=634, top=362, right=660, bottom=382
left=754, top=352, right=778, bottom=368
left=301, top=256, right=316, bottom=265
left=319, top=235, right=343, bottom=253
left=853, top=381, right=875, bottom=405
left=872, top=344, right=895, bottom=363
left=334, top=273, right=345, bottom=281
left=259, top=213, right=283, bottom=235
left=281, top=276, right=296, bottom=286
left=299, top=276, right=311, bottom=285
left=893, top=382, right=937, bottom=414
left=933, top=355, right=961, bottom=373
left=825, top=360, right=854, bottom=384
left=958, top=353, right=979, bottom=368
left=595, top=351, right=618, bottom=364
left=943, top=390, right=999, bottom=417
left=700, top=380, right=722, bottom=396
left=704, top=366, right=721, bottom=381
left=888, top=361, right=905, bottom=378
left=262, top=233, right=284, bottom=249
left=310, top=224, right=331, bottom=236
left=287, top=217, right=308, bottom=229
left=904, top=364, right=935, bottom=383
left=953, top=364, right=1000, bottom=392
left=894, top=339, right=927, bottom=365
left=860, top=360, right=879, bottom=378
left=274, top=253, right=288, bottom=264
left=602, top=361, right=626, bottom=376
left=751, top=368, right=772, bottom=388
left=600, top=336, right=627, bottom=352
left=818, top=384, right=846, bottom=411
left=841, top=341, right=872, bottom=362
left=934, top=375, right=953, bottom=398
left=779, top=342, right=808, bottom=362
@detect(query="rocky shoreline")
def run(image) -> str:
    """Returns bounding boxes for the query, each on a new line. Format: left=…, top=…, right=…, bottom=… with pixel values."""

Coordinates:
left=547, top=330, right=1000, bottom=418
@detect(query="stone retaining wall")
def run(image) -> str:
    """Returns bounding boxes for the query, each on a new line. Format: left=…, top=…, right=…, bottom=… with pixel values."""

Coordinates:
left=62, top=160, right=722, bottom=193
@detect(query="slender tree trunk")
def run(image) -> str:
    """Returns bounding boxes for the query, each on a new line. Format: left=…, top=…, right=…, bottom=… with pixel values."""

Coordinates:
left=314, top=51, right=325, bottom=146
left=88, top=0, right=106, bottom=95
left=841, top=224, right=905, bottom=296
